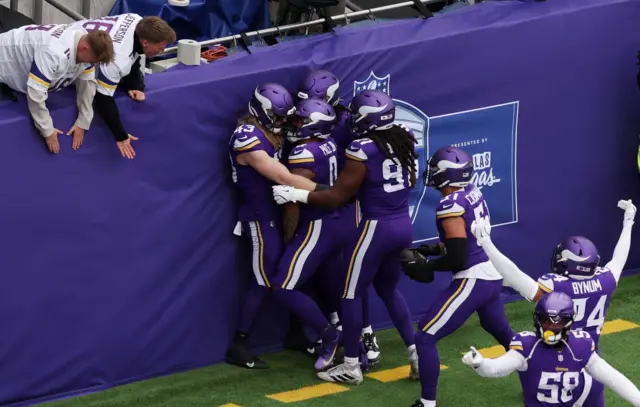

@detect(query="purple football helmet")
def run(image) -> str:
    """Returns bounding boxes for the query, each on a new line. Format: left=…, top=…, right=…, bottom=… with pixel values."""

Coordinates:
left=425, top=146, right=474, bottom=189
left=534, top=291, right=575, bottom=345
left=297, top=70, right=340, bottom=106
left=348, top=90, right=395, bottom=135
left=249, top=83, right=295, bottom=134
left=551, top=236, right=601, bottom=280
left=288, top=98, right=337, bottom=142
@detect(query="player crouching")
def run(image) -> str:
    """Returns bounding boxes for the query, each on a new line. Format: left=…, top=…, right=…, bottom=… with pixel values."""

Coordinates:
left=461, top=291, right=640, bottom=406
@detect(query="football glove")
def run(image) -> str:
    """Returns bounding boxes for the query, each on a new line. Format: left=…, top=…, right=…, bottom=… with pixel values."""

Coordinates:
left=399, top=249, right=434, bottom=283
left=618, top=199, right=636, bottom=224
left=272, top=185, right=309, bottom=205
left=470, top=217, right=492, bottom=246
left=461, top=346, right=483, bottom=368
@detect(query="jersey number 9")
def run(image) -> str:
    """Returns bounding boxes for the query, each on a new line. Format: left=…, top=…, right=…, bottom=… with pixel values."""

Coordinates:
left=382, top=158, right=408, bottom=193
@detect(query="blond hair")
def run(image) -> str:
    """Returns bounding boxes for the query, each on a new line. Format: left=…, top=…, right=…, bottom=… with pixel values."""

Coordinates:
left=136, top=17, right=177, bottom=44
left=86, top=30, right=114, bottom=63
left=238, top=114, right=282, bottom=150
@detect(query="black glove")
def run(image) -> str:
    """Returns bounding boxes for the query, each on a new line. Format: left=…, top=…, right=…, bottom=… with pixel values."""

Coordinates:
left=416, top=243, right=442, bottom=257
left=399, top=249, right=434, bottom=283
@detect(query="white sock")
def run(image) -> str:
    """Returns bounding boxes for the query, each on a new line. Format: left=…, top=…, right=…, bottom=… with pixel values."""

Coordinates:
left=408, top=344, right=417, bottom=360
left=330, top=312, right=340, bottom=325
left=344, top=356, right=359, bottom=368
left=362, top=325, right=373, bottom=335
left=421, top=399, right=436, bottom=407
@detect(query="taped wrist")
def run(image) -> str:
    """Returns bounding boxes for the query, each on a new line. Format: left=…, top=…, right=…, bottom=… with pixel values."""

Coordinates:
left=430, top=238, right=467, bottom=272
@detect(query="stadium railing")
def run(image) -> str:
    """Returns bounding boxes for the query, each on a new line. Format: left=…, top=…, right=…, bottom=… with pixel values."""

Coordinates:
left=149, top=0, right=446, bottom=72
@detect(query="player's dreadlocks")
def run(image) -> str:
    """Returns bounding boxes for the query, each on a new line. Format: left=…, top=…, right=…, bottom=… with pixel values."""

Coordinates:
left=369, top=125, right=418, bottom=187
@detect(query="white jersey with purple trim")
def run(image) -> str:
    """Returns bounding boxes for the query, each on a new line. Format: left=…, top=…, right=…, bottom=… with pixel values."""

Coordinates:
left=71, top=14, right=142, bottom=97
left=0, top=24, right=94, bottom=94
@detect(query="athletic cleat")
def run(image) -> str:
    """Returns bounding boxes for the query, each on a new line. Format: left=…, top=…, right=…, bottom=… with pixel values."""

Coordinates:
left=225, top=343, right=269, bottom=369
left=363, top=332, right=381, bottom=365
left=317, top=362, right=364, bottom=385
left=410, top=400, right=425, bottom=407
left=306, top=339, right=322, bottom=357
left=284, top=318, right=317, bottom=358
left=314, top=330, right=341, bottom=371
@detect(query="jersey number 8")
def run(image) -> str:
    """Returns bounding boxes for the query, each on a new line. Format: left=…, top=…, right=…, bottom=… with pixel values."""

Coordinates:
left=537, top=371, right=580, bottom=404
left=82, top=16, right=119, bottom=34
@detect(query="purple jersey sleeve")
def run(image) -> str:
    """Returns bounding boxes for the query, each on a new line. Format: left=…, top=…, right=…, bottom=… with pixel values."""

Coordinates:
left=567, top=330, right=596, bottom=360
left=230, top=124, right=270, bottom=155
left=288, top=143, right=317, bottom=171
left=509, top=331, right=540, bottom=359
left=537, top=273, right=569, bottom=294
left=435, top=193, right=469, bottom=220
left=345, top=138, right=373, bottom=162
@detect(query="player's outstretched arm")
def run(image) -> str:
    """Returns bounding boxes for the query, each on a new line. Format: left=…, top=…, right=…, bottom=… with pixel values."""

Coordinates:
left=586, top=353, right=640, bottom=406
left=472, top=219, right=540, bottom=301
left=242, top=150, right=317, bottom=191
left=118, top=57, right=145, bottom=101
left=26, top=86, right=54, bottom=138
left=272, top=158, right=365, bottom=208
left=73, top=67, right=97, bottom=131
left=461, top=346, right=525, bottom=378
left=92, top=64, right=139, bottom=159
left=604, top=200, right=636, bottom=283
left=26, top=49, right=65, bottom=152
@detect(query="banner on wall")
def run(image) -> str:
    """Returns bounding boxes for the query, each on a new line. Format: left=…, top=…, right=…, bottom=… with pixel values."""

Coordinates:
left=353, top=71, right=519, bottom=243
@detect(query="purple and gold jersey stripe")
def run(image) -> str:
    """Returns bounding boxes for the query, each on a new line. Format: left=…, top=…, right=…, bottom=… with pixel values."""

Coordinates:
left=29, top=62, right=51, bottom=88
left=288, top=157, right=314, bottom=164
left=281, top=221, right=316, bottom=288
left=83, top=65, right=95, bottom=75
left=421, top=279, right=469, bottom=332
left=97, top=68, right=118, bottom=90
left=345, top=150, right=366, bottom=161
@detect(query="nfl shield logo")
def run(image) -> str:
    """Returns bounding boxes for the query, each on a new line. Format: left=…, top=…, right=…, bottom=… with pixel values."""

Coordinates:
left=353, top=71, right=391, bottom=96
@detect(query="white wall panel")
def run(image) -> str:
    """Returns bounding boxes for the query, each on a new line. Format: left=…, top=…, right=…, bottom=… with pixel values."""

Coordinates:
left=1, top=0, right=116, bottom=23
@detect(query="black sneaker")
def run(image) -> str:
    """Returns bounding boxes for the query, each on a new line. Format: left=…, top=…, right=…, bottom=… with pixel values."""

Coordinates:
left=225, top=343, right=269, bottom=369
left=411, top=400, right=425, bottom=407
left=362, top=332, right=381, bottom=365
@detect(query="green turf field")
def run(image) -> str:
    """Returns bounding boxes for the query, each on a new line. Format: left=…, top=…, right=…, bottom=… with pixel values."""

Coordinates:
left=46, top=275, right=640, bottom=407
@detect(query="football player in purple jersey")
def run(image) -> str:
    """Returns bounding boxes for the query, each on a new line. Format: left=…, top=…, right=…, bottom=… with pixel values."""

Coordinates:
left=269, top=98, right=345, bottom=372
left=226, top=83, right=328, bottom=369
left=461, top=291, right=640, bottom=406
left=400, top=146, right=515, bottom=407
left=470, top=199, right=636, bottom=404
left=295, top=70, right=381, bottom=364
left=272, top=90, right=419, bottom=384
